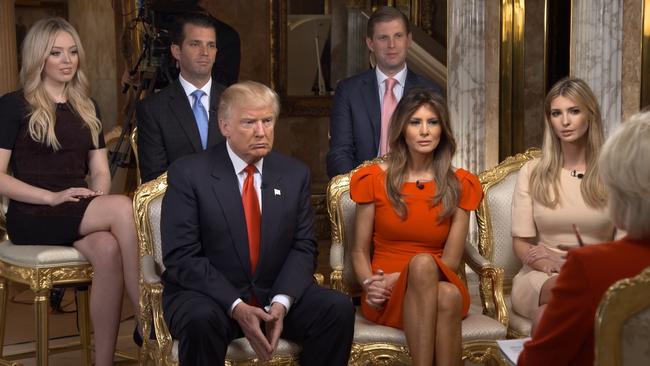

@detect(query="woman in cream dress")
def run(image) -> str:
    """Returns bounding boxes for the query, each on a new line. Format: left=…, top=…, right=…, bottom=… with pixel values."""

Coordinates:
left=510, top=78, right=620, bottom=326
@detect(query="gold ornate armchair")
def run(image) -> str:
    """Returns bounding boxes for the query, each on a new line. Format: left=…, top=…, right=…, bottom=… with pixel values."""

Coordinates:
left=475, top=148, right=540, bottom=338
left=595, top=266, right=650, bottom=366
left=133, top=173, right=302, bottom=365
left=0, top=199, right=93, bottom=366
left=326, top=158, right=509, bottom=365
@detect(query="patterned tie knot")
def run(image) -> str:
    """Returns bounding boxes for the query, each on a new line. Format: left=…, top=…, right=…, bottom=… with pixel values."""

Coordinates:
left=191, top=89, right=206, bottom=102
left=244, top=164, right=256, bottom=177
left=385, top=77, right=396, bottom=92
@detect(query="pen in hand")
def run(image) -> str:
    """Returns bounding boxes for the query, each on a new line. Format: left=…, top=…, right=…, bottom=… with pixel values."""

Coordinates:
left=572, top=224, right=585, bottom=247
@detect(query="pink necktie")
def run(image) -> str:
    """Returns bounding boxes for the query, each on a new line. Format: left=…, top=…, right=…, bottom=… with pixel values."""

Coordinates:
left=380, top=78, right=397, bottom=156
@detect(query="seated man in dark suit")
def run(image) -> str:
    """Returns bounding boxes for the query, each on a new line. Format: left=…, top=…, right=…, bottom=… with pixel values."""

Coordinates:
left=136, top=12, right=226, bottom=183
left=326, top=6, right=442, bottom=177
left=161, top=81, right=355, bottom=365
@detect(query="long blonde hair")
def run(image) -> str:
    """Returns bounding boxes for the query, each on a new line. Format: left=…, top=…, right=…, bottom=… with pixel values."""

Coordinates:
left=385, top=88, right=459, bottom=221
left=529, top=77, right=607, bottom=208
left=19, top=17, right=101, bottom=150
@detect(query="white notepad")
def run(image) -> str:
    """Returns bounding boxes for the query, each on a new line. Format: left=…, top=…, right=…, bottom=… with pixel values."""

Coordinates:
left=497, top=338, right=531, bottom=365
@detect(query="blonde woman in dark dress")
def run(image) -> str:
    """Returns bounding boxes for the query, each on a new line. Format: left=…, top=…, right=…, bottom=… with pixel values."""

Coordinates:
left=0, top=18, right=139, bottom=366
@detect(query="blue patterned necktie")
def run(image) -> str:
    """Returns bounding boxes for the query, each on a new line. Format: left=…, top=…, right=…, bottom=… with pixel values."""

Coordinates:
left=191, top=89, right=208, bottom=149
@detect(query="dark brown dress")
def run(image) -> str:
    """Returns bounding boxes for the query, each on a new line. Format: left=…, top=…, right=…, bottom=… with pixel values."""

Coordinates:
left=0, top=91, right=105, bottom=245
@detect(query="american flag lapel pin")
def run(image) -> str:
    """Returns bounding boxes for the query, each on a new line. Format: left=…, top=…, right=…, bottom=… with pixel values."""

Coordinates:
left=274, top=188, right=281, bottom=196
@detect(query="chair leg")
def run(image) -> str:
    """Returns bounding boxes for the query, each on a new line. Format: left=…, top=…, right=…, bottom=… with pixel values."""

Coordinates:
left=0, top=279, right=7, bottom=357
left=34, top=289, right=49, bottom=366
left=76, top=287, right=92, bottom=366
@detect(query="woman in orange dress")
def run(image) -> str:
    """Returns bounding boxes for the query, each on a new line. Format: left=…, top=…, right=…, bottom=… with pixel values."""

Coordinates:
left=350, top=88, right=482, bottom=366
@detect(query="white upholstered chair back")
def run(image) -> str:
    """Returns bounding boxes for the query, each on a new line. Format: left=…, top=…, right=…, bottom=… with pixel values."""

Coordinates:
left=595, top=266, right=650, bottom=366
left=475, top=148, right=540, bottom=337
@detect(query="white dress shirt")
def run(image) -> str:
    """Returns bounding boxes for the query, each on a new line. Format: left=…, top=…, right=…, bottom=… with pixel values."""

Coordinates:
left=178, top=74, right=212, bottom=118
left=226, top=142, right=293, bottom=316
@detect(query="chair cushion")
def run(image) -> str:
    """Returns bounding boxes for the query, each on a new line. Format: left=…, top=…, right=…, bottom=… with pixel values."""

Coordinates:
left=147, top=196, right=165, bottom=272
left=506, top=297, right=532, bottom=336
left=486, top=172, right=523, bottom=282
left=353, top=305, right=507, bottom=345
left=354, top=309, right=406, bottom=345
left=0, top=240, right=88, bottom=267
left=170, top=337, right=302, bottom=363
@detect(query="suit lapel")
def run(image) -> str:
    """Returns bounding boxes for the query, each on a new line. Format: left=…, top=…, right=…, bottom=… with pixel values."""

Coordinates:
left=168, top=80, right=203, bottom=153
left=209, top=144, right=252, bottom=276
left=404, top=68, right=417, bottom=91
left=361, top=70, right=381, bottom=152
left=258, top=153, right=283, bottom=274
left=207, top=82, right=224, bottom=147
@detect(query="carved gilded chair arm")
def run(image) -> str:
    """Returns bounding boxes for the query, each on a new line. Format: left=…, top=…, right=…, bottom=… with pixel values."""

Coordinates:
left=146, top=281, right=176, bottom=365
left=327, top=240, right=345, bottom=293
left=142, top=254, right=161, bottom=285
left=464, top=241, right=509, bottom=327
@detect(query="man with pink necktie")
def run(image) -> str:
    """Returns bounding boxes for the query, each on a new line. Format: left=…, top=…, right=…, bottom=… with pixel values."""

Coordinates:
left=326, top=6, right=442, bottom=178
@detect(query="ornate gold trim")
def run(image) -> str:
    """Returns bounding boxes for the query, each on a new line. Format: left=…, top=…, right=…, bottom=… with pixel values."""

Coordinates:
left=462, top=340, right=508, bottom=365
left=0, top=261, right=92, bottom=291
left=594, top=266, right=650, bottom=366
left=348, top=342, right=411, bottom=366
left=642, top=0, right=650, bottom=108
left=499, top=0, right=526, bottom=159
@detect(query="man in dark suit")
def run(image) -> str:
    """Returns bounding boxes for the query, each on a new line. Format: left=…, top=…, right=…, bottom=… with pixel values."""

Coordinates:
left=136, top=13, right=226, bottom=183
left=326, top=6, right=442, bottom=177
left=161, top=81, right=355, bottom=365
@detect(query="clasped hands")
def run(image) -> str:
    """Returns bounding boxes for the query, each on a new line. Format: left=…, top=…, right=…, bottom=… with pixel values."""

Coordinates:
left=523, top=245, right=566, bottom=275
left=232, top=302, right=286, bottom=362
left=48, top=188, right=103, bottom=206
left=362, top=269, right=400, bottom=310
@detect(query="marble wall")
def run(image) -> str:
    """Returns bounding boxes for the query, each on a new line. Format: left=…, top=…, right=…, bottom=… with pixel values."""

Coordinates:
left=447, top=0, right=487, bottom=175
left=622, top=0, right=643, bottom=121
left=571, top=0, right=624, bottom=136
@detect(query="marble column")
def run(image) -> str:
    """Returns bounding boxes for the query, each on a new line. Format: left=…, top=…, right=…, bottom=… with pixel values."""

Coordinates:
left=0, top=0, right=19, bottom=95
left=448, top=0, right=490, bottom=247
left=447, top=0, right=486, bottom=174
left=571, top=0, right=624, bottom=136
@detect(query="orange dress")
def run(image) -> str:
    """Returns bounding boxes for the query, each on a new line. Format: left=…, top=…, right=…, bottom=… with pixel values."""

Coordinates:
left=350, top=164, right=483, bottom=329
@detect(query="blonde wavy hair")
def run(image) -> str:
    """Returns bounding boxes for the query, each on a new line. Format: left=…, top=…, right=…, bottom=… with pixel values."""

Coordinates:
left=529, top=77, right=607, bottom=209
left=19, top=17, right=101, bottom=150
left=385, top=88, right=459, bottom=221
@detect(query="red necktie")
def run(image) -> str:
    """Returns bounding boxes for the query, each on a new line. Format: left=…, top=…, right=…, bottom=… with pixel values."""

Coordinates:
left=242, top=165, right=260, bottom=274
left=379, top=77, right=397, bottom=156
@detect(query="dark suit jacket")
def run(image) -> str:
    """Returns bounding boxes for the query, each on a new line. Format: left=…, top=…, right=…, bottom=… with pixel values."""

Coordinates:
left=160, top=142, right=318, bottom=314
left=136, top=79, right=226, bottom=183
left=326, top=68, right=442, bottom=178
left=518, top=237, right=650, bottom=366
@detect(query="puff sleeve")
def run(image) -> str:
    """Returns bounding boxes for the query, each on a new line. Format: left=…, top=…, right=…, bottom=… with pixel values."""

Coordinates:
left=456, top=169, right=483, bottom=211
left=349, top=165, right=377, bottom=204
left=511, top=160, right=537, bottom=238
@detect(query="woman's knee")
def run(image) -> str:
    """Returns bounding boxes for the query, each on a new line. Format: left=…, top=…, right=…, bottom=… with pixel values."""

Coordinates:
left=84, top=233, right=123, bottom=270
left=437, top=283, right=462, bottom=314
left=407, top=254, right=439, bottom=286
